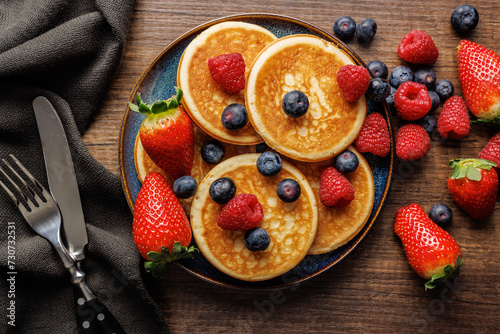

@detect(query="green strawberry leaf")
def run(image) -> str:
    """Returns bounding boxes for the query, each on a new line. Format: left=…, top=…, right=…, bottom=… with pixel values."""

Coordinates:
left=466, top=165, right=481, bottom=181
left=471, top=116, right=500, bottom=128
left=144, top=241, right=198, bottom=278
left=424, top=255, right=463, bottom=291
left=129, top=87, right=183, bottom=116
left=448, top=158, right=497, bottom=180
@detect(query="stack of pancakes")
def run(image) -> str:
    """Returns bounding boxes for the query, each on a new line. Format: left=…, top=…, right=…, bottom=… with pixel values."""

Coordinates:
left=134, top=21, right=375, bottom=282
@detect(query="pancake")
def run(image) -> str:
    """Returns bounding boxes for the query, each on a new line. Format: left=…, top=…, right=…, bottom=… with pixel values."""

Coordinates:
left=190, top=154, right=318, bottom=281
left=134, top=125, right=256, bottom=213
left=246, top=34, right=367, bottom=162
left=288, top=147, right=375, bottom=254
left=177, top=21, right=277, bottom=145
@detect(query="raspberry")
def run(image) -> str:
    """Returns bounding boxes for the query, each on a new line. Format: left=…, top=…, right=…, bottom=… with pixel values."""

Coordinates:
left=394, top=81, right=432, bottom=121
left=336, top=65, right=371, bottom=102
left=437, top=95, right=470, bottom=140
left=354, top=112, right=391, bottom=157
left=479, top=132, right=500, bottom=167
left=397, top=30, right=439, bottom=65
left=396, top=124, right=431, bottom=161
left=319, top=167, right=355, bottom=208
left=217, top=194, right=263, bottom=231
left=208, top=53, right=246, bottom=94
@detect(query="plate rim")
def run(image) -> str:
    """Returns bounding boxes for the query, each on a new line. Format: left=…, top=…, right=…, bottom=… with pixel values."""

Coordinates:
left=118, top=13, right=395, bottom=290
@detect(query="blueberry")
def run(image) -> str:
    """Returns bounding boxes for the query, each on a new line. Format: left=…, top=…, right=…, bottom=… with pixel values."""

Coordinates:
left=434, top=79, right=454, bottom=102
left=173, top=176, right=198, bottom=199
left=414, top=68, right=436, bottom=91
left=333, top=16, right=356, bottom=42
left=420, top=115, right=437, bottom=134
left=365, top=78, right=391, bottom=102
left=255, top=142, right=269, bottom=153
left=256, top=151, right=282, bottom=177
left=334, top=150, right=359, bottom=174
left=201, top=139, right=225, bottom=164
left=282, top=90, right=309, bottom=118
left=209, top=177, right=236, bottom=204
left=367, top=60, right=389, bottom=79
left=244, top=227, right=270, bottom=252
left=451, top=5, right=479, bottom=34
left=429, top=203, right=453, bottom=225
left=221, top=103, right=248, bottom=130
left=356, top=18, right=377, bottom=43
left=277, top=179, right=301, bottom=203
left=428, top=90, right=440, bottom=112
left=390, top=66, right=413, bottom=88
left=386, top=86, right=397, bottom=110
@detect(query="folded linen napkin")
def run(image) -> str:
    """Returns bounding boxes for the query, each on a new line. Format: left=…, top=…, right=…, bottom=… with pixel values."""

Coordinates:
left=0, top=1, right=169, bottom=333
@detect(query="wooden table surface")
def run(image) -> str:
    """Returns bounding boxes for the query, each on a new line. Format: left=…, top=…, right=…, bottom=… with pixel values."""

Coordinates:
left=84, top=1, right=500, bottom=333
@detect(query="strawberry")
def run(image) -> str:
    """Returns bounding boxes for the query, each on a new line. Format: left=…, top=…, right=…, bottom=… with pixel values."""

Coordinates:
left=457, top=40, right=500, bottom=122
left=208, top=53, right=246, bottom=94
left=133, top=172, right=196, bottom=277
left=448, top=158, right=498, bottom=220
left=437, top=95, right=470, bottom=140
left=394, top=203, right=463, bottom=290
left=217, top=194, right=264, bottom=231
left=129, top=87, right=194, bottom=180
left=354, top=112, right=391, bottom=157
left=319, top=167, right=355, bottom=208
left=336, top=65, right=371, bottom=102
left=397, top=30, right=439, bottom=65
left=395, top=124, right=431, bottom=161
left=479, top=132, right=500, bottom=168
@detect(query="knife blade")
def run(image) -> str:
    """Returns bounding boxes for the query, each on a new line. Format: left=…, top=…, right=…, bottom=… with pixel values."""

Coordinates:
left=33, top=96, right=125, bottom=334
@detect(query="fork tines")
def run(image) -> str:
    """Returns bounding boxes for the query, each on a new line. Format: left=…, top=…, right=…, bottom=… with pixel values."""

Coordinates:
left=0, top=154, right=47, bottom=212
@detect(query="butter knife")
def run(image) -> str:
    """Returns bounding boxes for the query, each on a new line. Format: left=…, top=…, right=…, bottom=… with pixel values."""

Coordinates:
left=33, top=96, right=125, bottom=334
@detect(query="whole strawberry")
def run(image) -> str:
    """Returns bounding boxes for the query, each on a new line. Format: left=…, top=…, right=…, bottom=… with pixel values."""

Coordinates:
left=133, top=172, right=196, bottom=277
left=479, top=132, right=500, bottom=168
left=437, top=95, right=470, bottom=139
left=457, top=40, right=500, bottom=121
left=208, top=53, right=246, bottom=94
left=336, top=64, right=371, bottom=102
left=129, top=88, right=194, bottom=180
left=398, top=30, right=439, bottom=65
left=319, top=166, right=355, bottom=208
left=448, top=158, right=498, bottom=220
left=394, top=81, right=432, bottom=120
left=218, top=194, right=264, bottom=231
left=396, top=124, right=431, bottom=161
left=395, top=203, right=463, bottom=290
left=354, top=112, right=391, bottom=157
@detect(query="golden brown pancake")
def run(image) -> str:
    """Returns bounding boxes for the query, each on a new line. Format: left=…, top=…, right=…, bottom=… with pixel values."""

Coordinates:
left=246, top=34, right=367, bottom=162
left=177, top=21, right=277, bottom=145
left=288, top=147, right=374, bottom=254
left=190, top=154, right=318, bottom=281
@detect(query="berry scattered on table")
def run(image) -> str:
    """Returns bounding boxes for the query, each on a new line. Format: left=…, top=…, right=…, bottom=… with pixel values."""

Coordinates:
left=282, top=90, right=310, bottom=118
left=479, top=132, right=500, bottom=168
left=398, top=30, right=439, bottom=65
left=333, top=16, right=356, bottom=42
left=367, top=60, right=389, bottom=79
left=319, top=167, right=355, bottom=208
left=428, top=90, right=441, bottom=112
left=209, top=177, right=237, bottom=204
left=396, top=124, right=431, bottom=161
left=257, top=151, right=283, bottom=177
left=437, top=95, right=470, bottom=140
left=201, top=139, right=225, bottom=164
left=394, top=81, right=432, bottom=121
left=173, top=175, right=198, bottom=199
left=451, top=5, right=479, bottom=34
left=394, top=203, right=463, bottom=290
left=389, top=65, right=414, bottom=88
left=448, top=158, right=498, bottom=220
left=365, top=78, right=391, bottom=102
left=336, top=65, right=371, bottom=102
left=244, top=227, right=271, bottom=252
left=428, top=203, right=453, bottom=225
left=419, top=114, right=437, bottom=134
left=334, top=150, right=359, bottom=174
left=434, top=79, right=455, bottom=103
left=208, top=52, right=246, bottom=94
left=414, top=68, right=436, bottom=90
left=217, top=194, right=264, bottom=231
left=457, top=39, right=500, bottom=121
left=356, top=18, right=377, bottom=43
left=354, top=112, right=391, bottom=157
left=221, top=103, right=248, bottom=130
left=276, top=178, right=301, bottom=203
left=386, top=85, right=397, bottom=110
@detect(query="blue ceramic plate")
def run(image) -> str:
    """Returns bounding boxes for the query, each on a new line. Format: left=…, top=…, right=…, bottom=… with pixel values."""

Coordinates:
left=119, top=14, right=394, bottom=289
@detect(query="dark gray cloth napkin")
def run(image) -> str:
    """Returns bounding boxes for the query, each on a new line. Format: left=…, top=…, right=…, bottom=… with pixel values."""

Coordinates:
left=0, top=1, right=169, bottom=333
